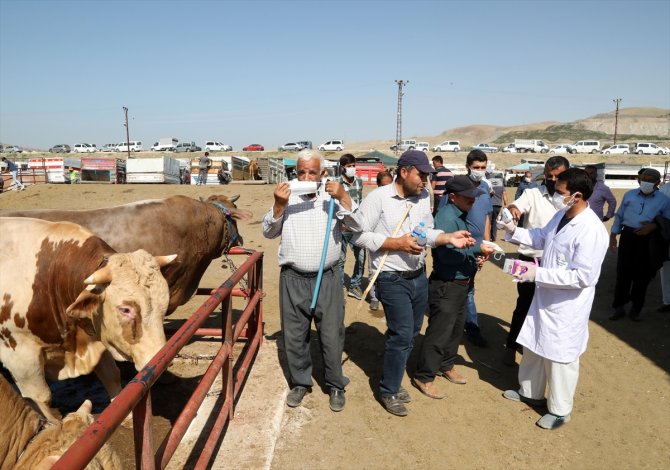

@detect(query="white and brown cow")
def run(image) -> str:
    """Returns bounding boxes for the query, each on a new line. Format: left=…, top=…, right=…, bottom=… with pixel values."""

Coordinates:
left=0, top=374, right=121, bottom=469
left=0, top=217, right=176, bottom=413
left=1, top=194, right=251, bottom=315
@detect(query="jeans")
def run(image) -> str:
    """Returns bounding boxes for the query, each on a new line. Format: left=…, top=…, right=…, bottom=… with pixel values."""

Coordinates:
left=339, top=231, right=365, bottom=290
left=375, top=271, right=428, bottom=396
left=466, top=281, right=479, bottom=326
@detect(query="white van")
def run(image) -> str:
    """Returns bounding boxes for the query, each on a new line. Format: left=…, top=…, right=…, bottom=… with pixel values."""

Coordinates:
left=116, top=141, right=143, bottom=152
left=571, top=140, right=600, bottom=154
left=390, top=139, right=417, bottom=151
left=318, top=139, right=344, bottom=151
left=635, top=143, right=666, bottom=155
left=73, top=143, right=96, bottom=153
left=416, top=142, right=430, bottom=152
left=433, top=140, right=461, bottom=152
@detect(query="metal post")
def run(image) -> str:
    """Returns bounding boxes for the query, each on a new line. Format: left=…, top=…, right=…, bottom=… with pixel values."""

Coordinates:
left=394, top=80, right=408, bottom=156
left=612, top=98, right=622, bottom=145
left=123, top=106, right=131, bottom=159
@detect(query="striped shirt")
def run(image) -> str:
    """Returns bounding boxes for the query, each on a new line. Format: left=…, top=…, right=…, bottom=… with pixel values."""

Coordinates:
left=345, top=182, right=443, bottom=272
left=431, top=166, right=453, bottom=198
left=262, top=191, right=357, bottom=272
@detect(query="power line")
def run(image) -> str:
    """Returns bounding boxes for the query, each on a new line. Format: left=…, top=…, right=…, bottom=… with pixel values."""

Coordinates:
left=394, top=80, right=408, bottom=156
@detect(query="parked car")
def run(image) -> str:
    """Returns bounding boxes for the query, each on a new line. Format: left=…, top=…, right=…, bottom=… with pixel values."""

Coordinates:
left=549, top=144, right=573, bottom=154
left=472, top=143, right=499, bottom=153
left=204, top=140, right=232, bottom=152
left=602, top=144, right=630, bottom=155
left=296, top=140, right=313, bottom=149
left=502, top=144, right=517, bottom=153
left=1, top=145, right=23, bottom=153
left=101, top=143, right=117, bottom=152
left=243, top=144, right=264, bottom=151
left=278, top=142, right=304, bottom=152
left=571, top=140, right=600, bottom=154
left=415, top=142, right=430, bottom=152
left=115, top=141, right=143, bottom=152
left=174, top=141, right=202, bottom=152
left=634, top=142, right=666, bottom=155
left=319, top=139, right=345, bottom=152
left=433, top=140, right=460, bottom=152
left=73, top=143, right=97, bottom=153
left=390, top=139, right=416, bottom=151
left=49, top=144, right=71, bottom=153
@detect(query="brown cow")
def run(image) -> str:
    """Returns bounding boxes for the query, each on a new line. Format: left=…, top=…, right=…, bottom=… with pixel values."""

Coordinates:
left=0, top=217, right=176, bottom=415
left=0, top=374, right=121, bottom=469
left=0, top=194, right=251, bottom=315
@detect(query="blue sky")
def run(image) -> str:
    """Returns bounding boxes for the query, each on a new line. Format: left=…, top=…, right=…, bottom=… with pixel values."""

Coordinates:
left=1, top=0, right=668, bottom=150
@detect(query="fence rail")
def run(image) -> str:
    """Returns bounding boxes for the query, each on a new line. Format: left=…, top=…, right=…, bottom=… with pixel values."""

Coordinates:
left=52, top=247, right=264, bottom=469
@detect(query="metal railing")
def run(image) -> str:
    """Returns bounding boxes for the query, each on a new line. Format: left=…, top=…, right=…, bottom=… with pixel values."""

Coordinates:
left=53, top=247, right=264, bottom=469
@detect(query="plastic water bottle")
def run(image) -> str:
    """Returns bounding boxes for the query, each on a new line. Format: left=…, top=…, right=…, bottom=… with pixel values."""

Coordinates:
left=412, top=221, right=427, bottom=247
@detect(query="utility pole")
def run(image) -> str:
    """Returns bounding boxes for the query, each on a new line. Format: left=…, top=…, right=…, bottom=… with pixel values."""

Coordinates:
left=394, top=80, right=408, bottom=156
left=612, top=98, right=622, bottom=145
left=123, top=106, right=131, bottom=159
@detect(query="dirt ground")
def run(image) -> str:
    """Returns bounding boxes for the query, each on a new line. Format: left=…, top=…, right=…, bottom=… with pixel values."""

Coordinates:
left=1, top=177, right=669, bottom=469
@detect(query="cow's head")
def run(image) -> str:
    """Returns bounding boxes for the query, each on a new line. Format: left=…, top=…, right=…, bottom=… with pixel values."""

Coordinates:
left=206, top=194, right=252, bottom=252
left=65, top=250, right=176, bottom=370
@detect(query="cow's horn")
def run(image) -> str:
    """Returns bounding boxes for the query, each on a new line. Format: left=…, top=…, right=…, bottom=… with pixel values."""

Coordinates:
left=156, top=254, right=178, bottom=267
left=230, top=194, right=240, bottom=203
left=84, top=265, right=112, bottom=285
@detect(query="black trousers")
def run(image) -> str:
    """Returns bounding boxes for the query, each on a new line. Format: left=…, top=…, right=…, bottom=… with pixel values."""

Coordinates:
left=491, top=206, right=501, bottom=241
left=506, top=254, right=536, bottom=350
left=613, top=229, right=654, bottom=312
left=414, top=278, right=469, bottom=382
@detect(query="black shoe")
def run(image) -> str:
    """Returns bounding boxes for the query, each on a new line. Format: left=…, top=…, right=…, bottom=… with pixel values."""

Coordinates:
left=609, top=306, right=626, bottom=321
left=286, top=386, right=309, bottom=407
left=657, top=304, right=670, bottom=313
left=629, top=308, right=642, bottom=322
left=380, top=394, right=408, bottom=417
left=329, top=388, right=345, bottom=412
left=397, top=386, right=411, bottom=403
left=464, top=322, right=488, bottom=347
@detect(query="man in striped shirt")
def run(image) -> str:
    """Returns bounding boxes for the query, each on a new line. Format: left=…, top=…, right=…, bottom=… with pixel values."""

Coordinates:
left=431, top=155, right=453, bottom=215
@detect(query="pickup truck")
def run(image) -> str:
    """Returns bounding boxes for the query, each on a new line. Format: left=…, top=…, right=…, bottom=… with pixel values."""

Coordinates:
left=514, top=139, right=549, bottom=153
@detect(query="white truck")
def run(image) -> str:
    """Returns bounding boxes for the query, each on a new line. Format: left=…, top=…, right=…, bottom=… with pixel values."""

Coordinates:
left=514, top=139, right=549, bottom=153
left=151, top=137, right=179, bottom=152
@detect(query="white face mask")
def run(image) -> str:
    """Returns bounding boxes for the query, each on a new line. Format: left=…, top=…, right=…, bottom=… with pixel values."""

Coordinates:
left=469, top=169, right=486, bottom=182
left=524, top=177, right=531, bottom=183
left=345, top=167, right=356, bottom=178
left=551, top=192, right=575, bottom=211
left=639, top=181, right=656, bottom=195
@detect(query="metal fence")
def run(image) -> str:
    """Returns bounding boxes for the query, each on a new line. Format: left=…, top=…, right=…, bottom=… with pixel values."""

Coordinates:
left=52, top=247, right=264, bottom=469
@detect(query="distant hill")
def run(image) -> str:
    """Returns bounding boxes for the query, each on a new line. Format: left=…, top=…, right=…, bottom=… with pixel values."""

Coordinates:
left=352, top=107, right=669, bottom=151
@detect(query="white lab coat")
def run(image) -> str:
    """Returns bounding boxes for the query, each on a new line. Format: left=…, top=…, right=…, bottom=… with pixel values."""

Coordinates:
left=508, top=206, right=608, bottom=362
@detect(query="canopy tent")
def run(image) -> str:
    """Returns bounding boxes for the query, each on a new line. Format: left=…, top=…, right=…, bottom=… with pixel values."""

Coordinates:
left=357, top=150, right=399, bottom=167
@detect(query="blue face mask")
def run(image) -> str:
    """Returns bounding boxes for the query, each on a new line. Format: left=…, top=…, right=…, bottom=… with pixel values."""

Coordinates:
left=639, top=181, right=656, bottom=195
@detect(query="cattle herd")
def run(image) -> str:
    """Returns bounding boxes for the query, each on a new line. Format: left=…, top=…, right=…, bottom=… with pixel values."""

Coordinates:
left=0, top=194, right=251, bottom=467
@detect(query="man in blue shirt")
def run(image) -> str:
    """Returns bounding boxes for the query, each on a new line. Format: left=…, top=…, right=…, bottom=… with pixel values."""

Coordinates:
left=610, top=168, right=670, bottom=321
left=413, top=176, right=495, bottom=399
left=515, top=170, right=538, bottom=200
left=1, top=157, right=25, bottom=191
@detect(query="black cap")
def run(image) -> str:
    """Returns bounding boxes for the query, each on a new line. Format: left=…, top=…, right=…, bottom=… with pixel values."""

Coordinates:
left=397, top=150, right=436, bottom=173
left=444, top=175, right=485, bottom=198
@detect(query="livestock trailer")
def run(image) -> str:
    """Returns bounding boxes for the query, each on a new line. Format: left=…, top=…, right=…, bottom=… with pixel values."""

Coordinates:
left=80, top=157, right=126, bottom=184
left=126, top=156, right=181, bottom=184
left=28, top=157, right=81, bottom=183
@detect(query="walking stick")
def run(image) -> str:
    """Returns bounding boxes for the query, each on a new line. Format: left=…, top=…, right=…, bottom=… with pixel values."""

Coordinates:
left=357, top=203, right=413, bottom=313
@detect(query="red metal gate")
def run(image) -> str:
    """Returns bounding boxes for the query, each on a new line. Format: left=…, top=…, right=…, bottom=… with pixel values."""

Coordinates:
left=53, top=247, right=264, bottom=469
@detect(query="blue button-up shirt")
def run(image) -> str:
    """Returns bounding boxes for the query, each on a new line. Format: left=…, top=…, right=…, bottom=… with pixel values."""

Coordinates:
left=611, top=188, right=670, bottom=234
left=588, top=181, right=617, bottom=221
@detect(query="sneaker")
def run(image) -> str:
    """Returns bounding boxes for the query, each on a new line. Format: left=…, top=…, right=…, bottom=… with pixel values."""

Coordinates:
left=502, top=389, right=546, bottom=407
left=286, top=386, right=309, bottom=408
left=329, top=388, right=345, bottom=412
left=397, top=386, right=411, bottom=403
left=369, top=299, right=379, bottom=311
left=348, top=287, right=363, bottom=300
left=380, top=394, right=408, bottom=417
left=464, top=322, right=487, bottom=347
left=536, top=412, right=571, bottom=430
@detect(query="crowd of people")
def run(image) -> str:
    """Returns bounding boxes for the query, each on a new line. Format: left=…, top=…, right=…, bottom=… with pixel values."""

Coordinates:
left=263, top=148, right=670, bottom=430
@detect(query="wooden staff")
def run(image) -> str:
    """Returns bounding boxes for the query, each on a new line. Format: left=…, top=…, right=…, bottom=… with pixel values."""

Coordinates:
left=357, top=203, right=413, bottom=312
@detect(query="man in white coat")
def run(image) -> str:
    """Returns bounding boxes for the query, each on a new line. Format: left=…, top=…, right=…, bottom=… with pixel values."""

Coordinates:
left=499, top=168, right=608, bottom=430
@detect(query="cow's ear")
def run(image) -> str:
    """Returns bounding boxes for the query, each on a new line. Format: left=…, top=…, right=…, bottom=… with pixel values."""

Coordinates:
left=66, top=290, right=100, bottom=336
